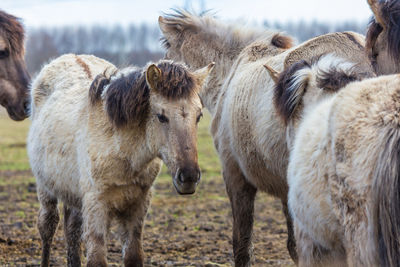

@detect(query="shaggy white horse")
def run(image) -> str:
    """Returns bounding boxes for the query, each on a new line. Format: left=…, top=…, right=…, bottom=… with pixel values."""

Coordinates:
left=270, top=53, right=399, bottom=266
left=28, top=54, right=214, bottom=267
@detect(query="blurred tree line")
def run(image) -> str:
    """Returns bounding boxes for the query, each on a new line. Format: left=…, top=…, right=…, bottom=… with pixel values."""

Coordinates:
left=25, top=19, right=368, bottom=75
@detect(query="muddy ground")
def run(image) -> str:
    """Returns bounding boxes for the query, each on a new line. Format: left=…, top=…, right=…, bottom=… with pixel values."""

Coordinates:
left=0, top=115, right=294, bottom=266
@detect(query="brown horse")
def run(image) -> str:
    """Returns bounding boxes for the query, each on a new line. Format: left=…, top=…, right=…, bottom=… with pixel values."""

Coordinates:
left=0, top=10, right=30, bottom=120
left=366, top=0, right=400, bottom=74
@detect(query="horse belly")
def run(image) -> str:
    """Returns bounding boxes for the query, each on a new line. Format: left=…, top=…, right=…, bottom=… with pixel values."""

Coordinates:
left=220, top=69, right=288, bottom=195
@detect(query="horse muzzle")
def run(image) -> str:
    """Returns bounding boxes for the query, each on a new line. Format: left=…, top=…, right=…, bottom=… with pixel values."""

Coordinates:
left=173, top=167, right=201, bottom=195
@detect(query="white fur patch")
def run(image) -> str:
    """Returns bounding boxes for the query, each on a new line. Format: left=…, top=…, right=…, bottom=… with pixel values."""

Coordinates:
left=287, top=67, right=312, bottom=111
left=312, top=53, right=356, bottom=77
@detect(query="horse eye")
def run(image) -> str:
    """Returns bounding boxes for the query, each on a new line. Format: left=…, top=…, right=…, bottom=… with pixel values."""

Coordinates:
left=157, top=114, right=169, bottom=123
left=196, top=112, right=203, bottom=123
left=0, top=49, right=9, bottom=59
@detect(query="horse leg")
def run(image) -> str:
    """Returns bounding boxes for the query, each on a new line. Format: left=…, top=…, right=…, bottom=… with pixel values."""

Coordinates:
left=281, top=199, right=298, bottom=263
left=223, top=158, right=257, bottom=267
left=82, top=194, right=110, bottom=267
left=344, top=222, right=375, bottom=267
left=37, top=189, right=60, bottom=267
left=63, top=205, right=83, bottom=267
left=118, top=190, right=151, bottom=267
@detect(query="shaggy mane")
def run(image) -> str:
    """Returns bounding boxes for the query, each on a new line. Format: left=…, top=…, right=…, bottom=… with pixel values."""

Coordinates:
left=160, top=9, right=280, bottom=52
left=89, top=60, right=196, bottom=127
left=366, top=0, right=400, bottom=61
left=0, top=10, right=24, bottom=55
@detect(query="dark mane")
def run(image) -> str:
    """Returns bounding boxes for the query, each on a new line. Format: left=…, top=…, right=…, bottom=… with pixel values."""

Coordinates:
left=271, top=34, right=293, bottom=49
left=89, top=61, right=196, bottom=128
left=316, top=66, right=371, bottom=91
left=366, top=0, right=400, bottom=60
left=154, top=61, right=195, bottom=99
left=0, top=10, right=25, bottom=55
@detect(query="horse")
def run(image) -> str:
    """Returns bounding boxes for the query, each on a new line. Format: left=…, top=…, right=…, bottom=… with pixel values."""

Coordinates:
left=270, top=52, right=400, bottom=266
left=0, top=10, right=30, bottom=120
left=27, top=53, right=214, bottom=267
left=159, top=9, right=373, bottom=265
left=366, top=0, right=400, bottom=74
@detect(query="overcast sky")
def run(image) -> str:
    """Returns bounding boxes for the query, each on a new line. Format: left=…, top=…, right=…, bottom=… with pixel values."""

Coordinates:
left=2, top=0, right=373, bottom=27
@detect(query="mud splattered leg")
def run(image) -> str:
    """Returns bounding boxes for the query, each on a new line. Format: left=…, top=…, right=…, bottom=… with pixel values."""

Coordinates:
left=82, top=194, right=109, bottom=267
left=223, top=158, right=257, bottom=267
left=64, top=205, right=83, bottom=267
left=37, top=189, right=59, bottom=267
left=118, top=189, right=152, bottom=267
left=281, top=199, right=298, bottom=264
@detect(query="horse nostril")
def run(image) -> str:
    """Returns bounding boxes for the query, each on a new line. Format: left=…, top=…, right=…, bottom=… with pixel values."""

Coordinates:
left=23, top=101, right=29, bottom=112
left=178, top=172, right=185, bottom=183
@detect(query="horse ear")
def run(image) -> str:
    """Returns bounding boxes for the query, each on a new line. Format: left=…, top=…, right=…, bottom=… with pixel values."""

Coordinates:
left=368, top=0, right=386, bottom=28
left=274, top=60, right=311, bottom=125
left=263, top=64, right=280, bottom=84
left=193, top=62, right=215, bottom=91
left=146, top=64, right=162, bottom=90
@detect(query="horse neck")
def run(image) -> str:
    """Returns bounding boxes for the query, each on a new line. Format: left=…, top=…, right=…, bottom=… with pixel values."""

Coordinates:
left=200, top=63, right=232, bottom=115
left=116, top=125, right=156, bottom=170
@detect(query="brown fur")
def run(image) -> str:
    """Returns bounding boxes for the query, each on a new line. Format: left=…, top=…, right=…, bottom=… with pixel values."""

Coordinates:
left=91, top=61, right=196, bottom=128
left=365, top=20, right=383, bottom=68
left=0, top=10, right=29, bottom=121
left=316, top=66, right=370, bottom=91
left=274, top=60, right=310, bottom=125
left=274, top=55, right=371, bottom=125
left=366, top=0, right=400, bottom=74
left=75, top=56, right=92, bottom=79
left=153, top=61, right=195, bottom=99
left=0, top=10, right=24, bottom=55
left=63, top=205, right=83, bottom=267
left=271, top=34, right=294, bottom=49
left=89, top=73, right=112, bottom=104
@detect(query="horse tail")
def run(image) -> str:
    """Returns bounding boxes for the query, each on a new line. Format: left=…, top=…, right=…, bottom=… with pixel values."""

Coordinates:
left=373, top=127, right=400, bottom=267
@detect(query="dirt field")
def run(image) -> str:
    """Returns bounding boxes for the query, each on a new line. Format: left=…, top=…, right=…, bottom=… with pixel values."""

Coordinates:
left=0, top=113, right=294, bottom=266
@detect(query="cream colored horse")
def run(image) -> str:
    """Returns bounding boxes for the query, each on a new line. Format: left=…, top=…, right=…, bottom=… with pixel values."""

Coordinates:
left=159, top=10, right=373, bottom=265
left=28, top=54, right=213, bottom=267
left=271, top=53, right=399, bottom=266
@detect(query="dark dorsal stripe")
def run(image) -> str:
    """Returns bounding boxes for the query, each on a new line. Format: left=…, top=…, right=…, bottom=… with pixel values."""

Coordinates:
left=75, top=56, right=92, bottom=79
left=343, top=32, right=364, bottom=50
